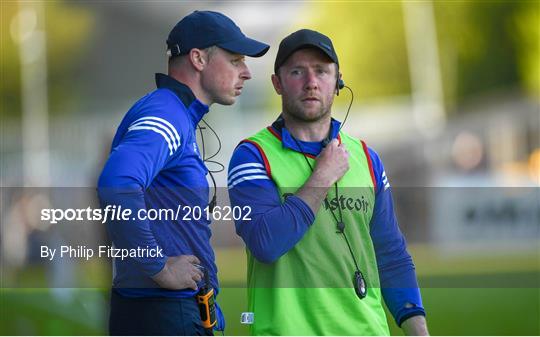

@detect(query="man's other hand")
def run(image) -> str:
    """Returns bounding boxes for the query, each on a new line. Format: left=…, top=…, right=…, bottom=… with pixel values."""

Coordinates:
left=151, top=255, right=204, bottom=290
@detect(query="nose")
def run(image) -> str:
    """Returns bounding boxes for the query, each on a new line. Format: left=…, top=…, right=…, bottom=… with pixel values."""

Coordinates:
left=304, top=69, right=318, bottom=91
left=240, top=63, right=252, bottom=81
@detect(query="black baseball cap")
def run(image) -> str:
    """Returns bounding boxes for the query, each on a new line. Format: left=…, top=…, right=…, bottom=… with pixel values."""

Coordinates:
left=274, top=29, right=339, bottom=74
left=167, top=10, right=269, bottom=58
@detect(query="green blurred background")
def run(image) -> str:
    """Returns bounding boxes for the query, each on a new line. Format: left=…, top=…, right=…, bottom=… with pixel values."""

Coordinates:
left=1, top=247, right=539, bottom=335
left=1, top=0, right=539, bottom=335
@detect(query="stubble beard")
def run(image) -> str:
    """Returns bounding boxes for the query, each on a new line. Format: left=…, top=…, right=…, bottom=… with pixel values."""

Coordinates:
left=215, top=95, right=235, bottom=106
left=210, top=88, right=235, bottom=106
left=282, top=94, right=332, bottom=123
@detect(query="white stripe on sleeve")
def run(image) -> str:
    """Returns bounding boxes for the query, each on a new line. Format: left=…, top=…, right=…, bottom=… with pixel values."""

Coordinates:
left=127, top=116, right=183, bottom=156
left=228, top=168, right=268, bottom=184
left=228, top=175, right=270, bottom=189
left=381, top=171, right=390, bottom=190
left=229, top=162, right=265, bottom=176
left=133, top=116, right=181, bottom=145
left=129, top=120, right=179, bottom=150
left=127, top=126, right=174, bottom=155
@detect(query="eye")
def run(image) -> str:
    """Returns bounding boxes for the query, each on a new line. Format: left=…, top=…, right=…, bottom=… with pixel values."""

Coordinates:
left=231, top=57, right=244, bottom=66
left=290, top=69, right=302, bottom=76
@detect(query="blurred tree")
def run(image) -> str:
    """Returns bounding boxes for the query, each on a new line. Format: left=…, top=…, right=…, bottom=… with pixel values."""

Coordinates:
left=266, top=2, right=410, bottom=113
left=303, top=2, right=412, bottom=102
left=434, top=1, right=538, bottom=110
left=266, top=2, right=411, bottom=112
left=266, top=1, right=538, bottom=113
left=511, top=2, right=539, bottom=99
left=1, top=1, right=94, bottom=119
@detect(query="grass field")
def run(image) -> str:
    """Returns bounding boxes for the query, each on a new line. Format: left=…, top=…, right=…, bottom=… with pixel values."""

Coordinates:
left=1, top=246, right=539, bottom=335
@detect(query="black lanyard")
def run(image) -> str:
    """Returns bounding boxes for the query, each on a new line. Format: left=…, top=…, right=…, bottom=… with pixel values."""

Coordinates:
left=289, top=134, right=367, bottom=300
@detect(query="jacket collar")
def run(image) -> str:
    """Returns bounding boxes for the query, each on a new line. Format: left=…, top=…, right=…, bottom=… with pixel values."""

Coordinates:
left=269, top=116, right=342, bottom=157
left=155, top=73, right=209, bottom=125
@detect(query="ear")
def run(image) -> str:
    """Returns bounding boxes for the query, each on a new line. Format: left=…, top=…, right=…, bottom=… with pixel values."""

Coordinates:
left=271, top=74, right=282, bottom=95
left=188, top=48, right=206, bottom=72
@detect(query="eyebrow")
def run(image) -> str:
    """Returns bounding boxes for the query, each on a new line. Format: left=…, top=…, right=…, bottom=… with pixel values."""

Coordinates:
left=288, top=63, right=330, bottom=70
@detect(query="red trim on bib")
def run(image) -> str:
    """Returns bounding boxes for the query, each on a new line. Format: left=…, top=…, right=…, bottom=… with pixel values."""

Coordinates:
left=240, top=139, right=272, bottom=178
left=361, top=140, right=377, bottom=192
left=267, top=126, right=282, bottom=141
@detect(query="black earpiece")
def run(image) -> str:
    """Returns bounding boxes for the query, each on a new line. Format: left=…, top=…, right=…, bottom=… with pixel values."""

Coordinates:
left=336, top=73, right=345, bottom=96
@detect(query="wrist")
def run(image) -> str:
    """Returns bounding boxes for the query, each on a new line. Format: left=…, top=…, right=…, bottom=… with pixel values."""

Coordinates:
left=401, top=315, right=429, bottom=336
left=152, top=260, right=169, bottom=281
left=308, top=170, right=333, bottom=188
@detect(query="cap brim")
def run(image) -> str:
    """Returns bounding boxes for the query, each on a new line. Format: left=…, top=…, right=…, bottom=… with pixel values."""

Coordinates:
left=218, top=36, right=270, bottom=58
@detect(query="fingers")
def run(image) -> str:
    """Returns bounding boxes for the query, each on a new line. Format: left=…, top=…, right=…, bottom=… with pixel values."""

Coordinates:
left=187, top=279, right=198, bottom=291
left=182, top=265, right=203, bottom=291
left=324, top=139, right=347, bottom=153
left=319, top=139, right=338, bottom=158
left=154, top=255, right=208, bottom=291
left=192, top=266, right=204, bottom=280
left=192, top=273, right=202, bottom=283
left=328, top=138, right=339, bottom=147
left=338, top=143, right=349, bottom=158
left=184, top=255, right=201, bottom=265
left=189, top=265, right=203, bottom=290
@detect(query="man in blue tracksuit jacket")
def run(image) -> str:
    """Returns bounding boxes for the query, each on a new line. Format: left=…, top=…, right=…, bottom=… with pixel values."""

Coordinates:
left=97, top=11, right=268, bottom=335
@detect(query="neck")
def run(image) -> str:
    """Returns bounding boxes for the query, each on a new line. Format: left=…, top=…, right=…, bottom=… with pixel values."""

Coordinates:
left=282, top=114, right=331, bottom=142
left=168, top=70, right=213, bottom=106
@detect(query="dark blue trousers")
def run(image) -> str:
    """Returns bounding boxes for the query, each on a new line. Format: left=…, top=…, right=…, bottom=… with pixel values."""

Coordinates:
left=109, top=290, right=213, bottom=336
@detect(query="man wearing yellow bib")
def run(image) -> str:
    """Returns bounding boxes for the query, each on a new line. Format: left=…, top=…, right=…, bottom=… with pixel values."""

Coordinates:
left=228, top=29, right=429, bottom=335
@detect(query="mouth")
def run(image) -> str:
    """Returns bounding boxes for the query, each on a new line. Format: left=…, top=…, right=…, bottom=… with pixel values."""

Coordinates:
left=234, top=86, right=243, bottom=95
left=302, top=97, right=320, bottom=103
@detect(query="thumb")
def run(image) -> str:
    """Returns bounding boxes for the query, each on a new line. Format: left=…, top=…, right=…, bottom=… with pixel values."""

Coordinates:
left=328, top=139, right=339, bottom=148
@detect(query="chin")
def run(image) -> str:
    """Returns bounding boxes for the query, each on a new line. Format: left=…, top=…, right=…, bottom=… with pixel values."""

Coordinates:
left=303, top=109, right=326, bottom=121
left=217, top=97, right=235, bottom=106
left=290, top=113, right=324, bottom=123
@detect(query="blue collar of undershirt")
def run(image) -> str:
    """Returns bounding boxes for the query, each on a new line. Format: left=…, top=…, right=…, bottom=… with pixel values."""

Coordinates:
left=272, top=117, right=342, bottom=157
left=155, top=73, right=209, bottom=126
